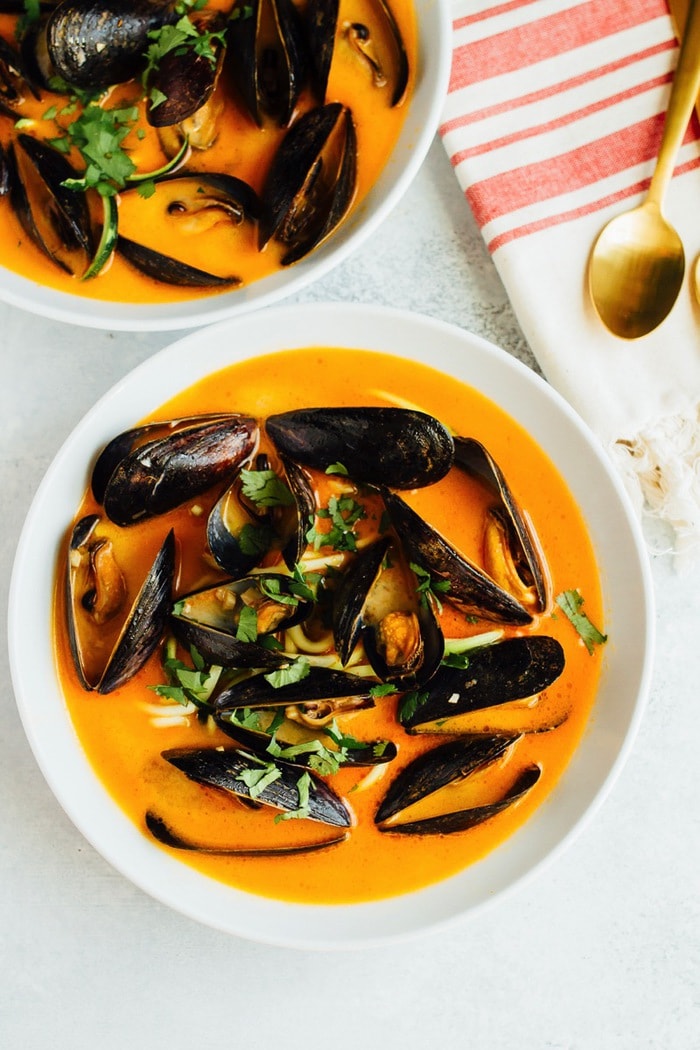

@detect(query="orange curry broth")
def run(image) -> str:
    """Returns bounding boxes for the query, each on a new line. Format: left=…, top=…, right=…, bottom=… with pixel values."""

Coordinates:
left=54, top=348, right=604, bottom=904
left=0, top=0, right=416, bottom=303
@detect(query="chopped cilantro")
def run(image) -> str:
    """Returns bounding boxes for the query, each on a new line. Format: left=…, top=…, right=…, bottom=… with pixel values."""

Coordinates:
left=306, top=495, right=365, bottom=552
left=258, top=576, right=299, bottom=607
left=274, top=771, right=314, bottom=821
left=410, top=561, right=451, bottom=611
left=263, top=656, right=310, bottom=689
left=325, top=462, right=349, bottom=475
left=238, top=760, right=282, bottom=800
left=397, top=689, right=429, bottom=723
left=369, top=682, right=398, bottom=698
left=240, top=468, right=295, bottom=507
left=288, top=562, right=322, bottom=602
left=555, top=589, right=607, bottom=654
left=235, top=604, right=258, bottom=644
left=149, top=641, right=222, bottom=708
left=238, top=522, right=273, bottom=558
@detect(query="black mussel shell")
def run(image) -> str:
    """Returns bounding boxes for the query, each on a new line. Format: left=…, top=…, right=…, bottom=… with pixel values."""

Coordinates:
left=0, top=142, right=10, bottom=196
left=99, top=414, right=258, bottom=526
left=378, top=765, right=541, bottom=835
left=307, top=0, right=408, bottom=106
left=454, top=437, right=549, bottom=613
left=47, top=0, right=177, bottom=90
left=214, top=665, right=376, bottom=711
left=381, top=489, right=533, bottom=625
left=279, top=455, right=316, bottom=569
left=162, top=746, right=353, bottom=827
left=227, top=0, right=308, bottom=126
left=332, top=537, right=444, bottom=685
left=0, top=35, right=41, bottom=116
left=66, top=518, right=175, bottom=693
left=375, top=734, right=520, bottom=824
left=266, top=407, right=455, bottom=489
left=9, top=133, right=93, bottom=275
left=147, top=9, right=225, bottom=127
left=400, top=635, right=566, bottom=730
left=207, top=487, right=273, bottom=579
left=145, top=810, right=348, bottom=854
left=117, top=235, right=241, bottom=288
left=214, top=707, right=397, bottom=767
left=258, top=101, right=356, bottom=264
left=171, top=572, right=311, bottom=667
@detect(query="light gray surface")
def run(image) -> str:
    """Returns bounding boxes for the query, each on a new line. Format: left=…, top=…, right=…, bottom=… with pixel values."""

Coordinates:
left=2, top=140, right=698, bottom=1048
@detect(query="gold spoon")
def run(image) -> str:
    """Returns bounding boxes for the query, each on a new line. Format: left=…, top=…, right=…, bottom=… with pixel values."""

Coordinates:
left=588, top=0, right=700, bottom=339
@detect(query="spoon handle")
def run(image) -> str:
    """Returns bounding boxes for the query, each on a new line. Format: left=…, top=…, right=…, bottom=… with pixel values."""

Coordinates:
left=649, top=0, right=700, bottom=206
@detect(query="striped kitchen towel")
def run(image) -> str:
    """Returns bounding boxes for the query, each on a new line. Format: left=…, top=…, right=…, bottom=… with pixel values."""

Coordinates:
left=440, top=0, right=700, bottom=563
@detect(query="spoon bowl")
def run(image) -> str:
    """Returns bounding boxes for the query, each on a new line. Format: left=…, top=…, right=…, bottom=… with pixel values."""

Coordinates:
left=588, top=201, right=685, bottom=339
left=588, top=0, right=700, bottom=339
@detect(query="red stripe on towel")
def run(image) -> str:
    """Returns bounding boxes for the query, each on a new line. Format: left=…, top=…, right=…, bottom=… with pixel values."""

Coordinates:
left=453, top=0, right=540, bottom=31
left=439, top=39, right=676, bottom=137
left=485, top=154, right=700, bottom=251
left=449, top=72, right=673, bottom=164
left=450, top=0, right=668, bottom=92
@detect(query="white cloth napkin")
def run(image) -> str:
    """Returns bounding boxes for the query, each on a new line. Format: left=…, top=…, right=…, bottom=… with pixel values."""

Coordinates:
left=440, top=0, right=700, bottom=563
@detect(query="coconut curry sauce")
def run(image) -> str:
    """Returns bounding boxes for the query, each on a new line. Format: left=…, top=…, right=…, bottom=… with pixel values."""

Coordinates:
left=0, top=0, right=415, bottom=303
left=54, top=348, right=605, bottom=904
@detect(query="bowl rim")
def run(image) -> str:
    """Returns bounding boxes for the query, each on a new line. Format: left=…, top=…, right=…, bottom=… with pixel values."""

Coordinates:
left=8, top=302, right=656, bottom=949
left=0, top=0, right=452, bottom=332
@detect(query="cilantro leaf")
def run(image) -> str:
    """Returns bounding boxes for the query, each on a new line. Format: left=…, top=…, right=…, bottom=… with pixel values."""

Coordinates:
left=410, top=561, right=450, bottom=611
left=397, top=689, right=429, bottom=723
left=264, top=657, right=310, bottom=689
left=306, top=495, right=365, bottom=552
left=240, top=468, right=295, bottom=507
left=274, top=771, right=314, bottom=821
left=235, top=604, right=258, bottom=644
left=325, top=462, right=349, bottom=475
left=555, top=589, right=607, bottom=654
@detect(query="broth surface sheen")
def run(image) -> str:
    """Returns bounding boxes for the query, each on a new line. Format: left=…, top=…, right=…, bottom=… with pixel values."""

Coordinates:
left=54, top=348, right=604, bottom=904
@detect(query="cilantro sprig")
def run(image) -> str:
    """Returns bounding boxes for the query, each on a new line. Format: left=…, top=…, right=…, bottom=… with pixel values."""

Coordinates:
left=240, top=468, right=295, bottom=508
left=150, top=640, right=222, bottom=709
left=142, top=0, right=227, bottom=110
left=306, top=495, right=366, bottom=552
left=410, top=561, right=450, bottom=611
left=555, top=589, right=607, bottom=654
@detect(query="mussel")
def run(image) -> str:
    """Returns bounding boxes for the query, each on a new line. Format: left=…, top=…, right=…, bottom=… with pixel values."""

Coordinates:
left=266, top=406, right=455, bottom=489
left=0, top=35, right=40, bottom=117
left=399, top=635, right=566, bottom=731
left=46, top=0, right=177, bottom=90
left=93, top=414, right=259, bottom=526
left=258, top=101, right=356, bottom=264
left=307, top=0, right=408, bottom=107
left=171, top=572, right=313, bottom=669
left=206, top=458, right=275, bottom=578
left=227, top=0, right=308, bottom=126
left=332, top=536, right=444, bottom=685
left=8, top=133, right=93, bottom=275
left=66, top=516, right=175, bottom=693
left=382, top=489, right=535, bottom=625
left=214, top=664, right=377, bottom=715
left=145, top=810, right=349, bottom=854
left=162, top=746, right=353, bottom=826
left=375, top=734, right=519, bottom=827
left=454, top=437, right=549, bottom=613
left=146, top=8, right=225, bottom=130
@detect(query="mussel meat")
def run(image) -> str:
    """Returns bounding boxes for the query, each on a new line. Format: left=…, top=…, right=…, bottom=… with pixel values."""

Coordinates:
left=227, top=0, right=308, bottom=127
left=66, top=516, right=175, bottom=693
left=258, top=101, right=356, bottom=264
left=332, top=536, right=444, bottom=684
left=162, top=745, right=353, bottom=826
left=8, top=133, right=93, bottom=275
left=399, top=635, right=566, bottom=731
left=266, top=406, right=455, bottom=489
left=171, top=572, right=313, bottom=669
left=94, top=414, right=258, bottom=526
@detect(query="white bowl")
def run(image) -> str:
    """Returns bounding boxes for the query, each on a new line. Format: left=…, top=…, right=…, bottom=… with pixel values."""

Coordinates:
left=8, top=304, right=655, bottom=948
left=0, top=1, right=451, bottom=332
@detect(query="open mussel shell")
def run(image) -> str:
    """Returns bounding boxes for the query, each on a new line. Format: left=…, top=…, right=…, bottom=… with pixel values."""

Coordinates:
left=378, top=765, right=542, bottom=835
left=207, top=487, right=273, bottom=579
left=214, top=664, right=377, bottom=712
left=117, top=236, right=241, bottom=289
left=0, top=35, right=41, bottom=116
left=278, top=455, right=316, bottom=569
left=454, top=437, right=549, bottom=613
left=145, top=810, right=348, bottom=855
left=381, top=489, right=533, bottom=625
left=8, top=133, right=93, bottom=275
left=400, top=635, right=566, bottom=731
left=171, top=572, right=312, bottom=668
left=96, top=414, right=258, bottom=526
left=215, top=707, right=397, bottom=767
left=227, top=0, right=308, bottom=126
left=66, top=517, right=175, bottom=693
left=307, top=0, right=408, bottom=107
left=332, top=537, right=444, bottom=684
left=162, top=746, right=353, bottom=827
left=258, top=101, right=356, bottom=264
left=375, top=734, right=520, bottom=825
left=0, top=143, right=10, bottom=196
left=46, top=0, right=177, bottom=90
left=267, top=407, right=455, bottom=489
left=147, top=9, right=225, bottom=127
